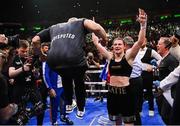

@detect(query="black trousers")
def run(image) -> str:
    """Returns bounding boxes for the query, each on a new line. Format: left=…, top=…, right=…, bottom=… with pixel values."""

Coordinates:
left=55, top=66, right=87, bottom=111
left=36, top=82, right=48, bottom=125
left=142, top=71, right=154, bottom=111
left=130, top=76, right=143, bottom=125
left=170, top=81, right=180, bottom=124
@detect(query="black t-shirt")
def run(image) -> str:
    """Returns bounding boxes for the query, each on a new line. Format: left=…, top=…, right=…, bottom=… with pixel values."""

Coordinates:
left=37, top=19, right=89, bottom=69
left=11, top=55, right=34, bottom=87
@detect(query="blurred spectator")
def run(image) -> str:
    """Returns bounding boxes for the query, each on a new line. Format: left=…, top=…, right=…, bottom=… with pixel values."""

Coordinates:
left=0, top=34, right=18, bottom=124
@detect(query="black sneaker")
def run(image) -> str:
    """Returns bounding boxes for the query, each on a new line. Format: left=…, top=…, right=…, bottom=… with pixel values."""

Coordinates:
left=94, top=97, right=100, bottom=101
left=100, top=96, right=103, bottom=102
left=60, top=115, right=74, bottom=125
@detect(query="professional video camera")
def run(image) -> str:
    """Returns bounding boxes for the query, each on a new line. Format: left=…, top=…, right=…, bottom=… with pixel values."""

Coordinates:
left=7, top=34, right=20, bottom=48
left=11, top=87, right=43, bottom=125
left=0, top=34, right=19, bottom=49
left=24, top=54, right=41, bottom=81
left=87, top=52, right=94, bottom=62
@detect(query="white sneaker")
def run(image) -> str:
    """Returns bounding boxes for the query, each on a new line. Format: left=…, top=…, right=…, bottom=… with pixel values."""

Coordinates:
left=72, top=99, right=77, bottom=109
left=149, top=110, right=154, bottom=116
left=66, top=105, right=73, bottom=113
left=66, top=101, right=77, bottom=113
left=76, top=109, right=85, bottom=119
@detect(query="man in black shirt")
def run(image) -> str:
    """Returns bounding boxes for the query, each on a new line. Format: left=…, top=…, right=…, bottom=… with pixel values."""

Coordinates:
left=32, top=18, right=107, bottom=119
left=9, top=40, right=43, bottom=125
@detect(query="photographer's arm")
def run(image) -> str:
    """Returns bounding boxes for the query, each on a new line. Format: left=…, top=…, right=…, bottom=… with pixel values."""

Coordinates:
left=9, top=67, right=23, bottom=78
left=9, top=64, right=31, bottom=78
left=92, top=59, right=100, bottom=68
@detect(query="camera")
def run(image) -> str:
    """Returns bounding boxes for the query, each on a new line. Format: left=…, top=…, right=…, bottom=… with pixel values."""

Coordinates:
left=87, top=52, right=94, bottom=61
left=25, top=55, right=33, bottom=64
left=15, top=101, right=43, bottom=125
left=88, top=55, right=93, bottom=60
left=0, top=34, right=19, bottom=49
left=11, top=88, right=43, bottom=125
left=15, top=107, right=32, bottom=125
left=7, top=34, right=19, bottom=48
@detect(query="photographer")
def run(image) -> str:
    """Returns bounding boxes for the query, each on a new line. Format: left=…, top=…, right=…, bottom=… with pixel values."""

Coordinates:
left=0, top=34, right=18, bottom=124
left=8, top=40, right=43, bottom=125
left=87, top=52, right=100, bottom=68
left=86, top=52, right=104, bottom=101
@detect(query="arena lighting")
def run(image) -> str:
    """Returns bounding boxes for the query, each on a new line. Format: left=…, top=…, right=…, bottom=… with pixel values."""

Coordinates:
left=19, top=27, right=25, bottom=31
left=120, top=19, right=132, bottom=24
left=33, top=26, right=41, bottom=31
left=108, top=21, right=112, bottom=25
left=160, top=15, right=169, bottom=20
left=174, top=14, right=180, bottom=18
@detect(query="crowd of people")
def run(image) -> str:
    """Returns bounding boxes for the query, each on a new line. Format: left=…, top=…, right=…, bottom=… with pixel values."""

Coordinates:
left=0, top=8, right=180, bottom=126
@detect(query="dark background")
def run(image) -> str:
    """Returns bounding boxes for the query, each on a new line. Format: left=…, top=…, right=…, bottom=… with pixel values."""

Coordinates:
left=1, top=0, right=179, bottom=26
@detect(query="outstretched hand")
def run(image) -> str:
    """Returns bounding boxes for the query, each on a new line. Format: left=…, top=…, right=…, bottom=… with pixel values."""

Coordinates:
left=136, top=8, right=147, bottom=26
left=92, top=33, right=99, bottom=44
left=91, top=16, right=108, bottom=45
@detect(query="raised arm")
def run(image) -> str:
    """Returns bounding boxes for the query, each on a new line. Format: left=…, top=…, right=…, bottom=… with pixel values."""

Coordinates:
left=126, top=9, right=147, bottom=63
left=84, top=19, right=108, bottom=42
left=92, top=33, right=112, bottom=60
